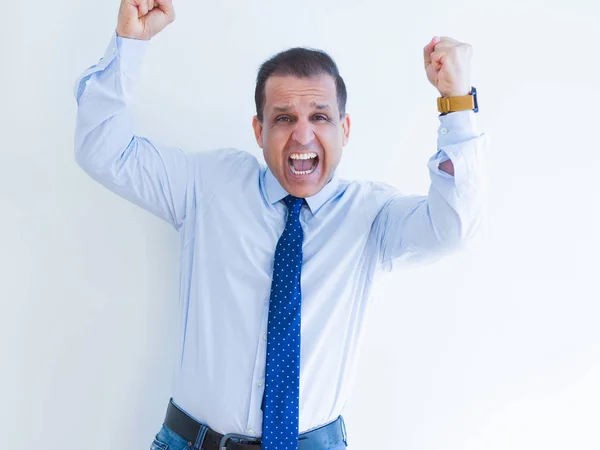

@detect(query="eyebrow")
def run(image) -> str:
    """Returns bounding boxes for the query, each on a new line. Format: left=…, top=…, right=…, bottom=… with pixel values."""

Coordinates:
left=271, top=102, right=332, bottom=114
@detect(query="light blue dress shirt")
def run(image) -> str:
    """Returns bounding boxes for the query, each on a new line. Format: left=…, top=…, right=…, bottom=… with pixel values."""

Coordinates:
left=73, top=31, right=489, bottom=438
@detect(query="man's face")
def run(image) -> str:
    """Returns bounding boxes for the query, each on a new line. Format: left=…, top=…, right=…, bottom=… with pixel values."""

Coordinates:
left=252, top=74, right=351, bottom=199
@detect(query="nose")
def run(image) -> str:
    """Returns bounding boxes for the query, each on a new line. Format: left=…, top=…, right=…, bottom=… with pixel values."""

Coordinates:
left=291, top=118, right=315, bottom=146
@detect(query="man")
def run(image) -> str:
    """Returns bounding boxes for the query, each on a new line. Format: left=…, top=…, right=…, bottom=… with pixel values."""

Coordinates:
left=73, top=0, right=488, bottom=449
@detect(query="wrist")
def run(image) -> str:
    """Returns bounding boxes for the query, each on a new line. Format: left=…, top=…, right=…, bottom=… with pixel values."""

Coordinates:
left=440, top=89, right=471, bottom=98
left=437, top=86, right=478, bottom=115
left=115, top=27, right=150, bottom=41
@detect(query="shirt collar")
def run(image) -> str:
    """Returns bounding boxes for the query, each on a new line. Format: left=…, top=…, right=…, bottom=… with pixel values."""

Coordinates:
left=263, top=166, right=340, bottom=216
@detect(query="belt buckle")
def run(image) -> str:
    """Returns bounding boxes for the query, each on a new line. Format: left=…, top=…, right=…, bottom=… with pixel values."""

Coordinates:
left=219, top=433, right=261, bottom=449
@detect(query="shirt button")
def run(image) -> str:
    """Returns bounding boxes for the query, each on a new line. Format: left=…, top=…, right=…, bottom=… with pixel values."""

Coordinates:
left=440, top=127, right=448, bottom=134
left=257, top=380, right=264, bottom=387
left=85, top=80, right=90, bottom=86
left=263, top=334, right=268, bottom=341
left=112, top=47, right=116, bottom=53
left=248, top=429, right=255, bottom=434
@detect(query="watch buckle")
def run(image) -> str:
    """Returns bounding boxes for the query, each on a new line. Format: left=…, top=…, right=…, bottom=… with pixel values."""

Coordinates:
left=437, top=96, right=452, bottom=113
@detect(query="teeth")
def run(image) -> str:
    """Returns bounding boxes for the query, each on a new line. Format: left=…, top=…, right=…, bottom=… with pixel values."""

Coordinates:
left=291, top=166, right=316, bottom=175
left=288, top=152, right=318, bottom=176
left=289, top=157, right=318, bottom=176
left=290, top=152, right=317, bottom=160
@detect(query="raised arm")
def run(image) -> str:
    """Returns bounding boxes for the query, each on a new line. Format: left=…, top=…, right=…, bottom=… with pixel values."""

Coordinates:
left=373, top=36, right=489, bottom=272
left=73, top=0, right=189, bottom=231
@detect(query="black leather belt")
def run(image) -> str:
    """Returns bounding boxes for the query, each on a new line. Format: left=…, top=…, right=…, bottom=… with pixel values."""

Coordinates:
left=164, top=398, right=348, bottom=450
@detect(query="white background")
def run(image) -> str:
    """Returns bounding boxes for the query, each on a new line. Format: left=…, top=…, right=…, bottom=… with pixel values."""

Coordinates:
left=2, top=0, right=599, bottom=449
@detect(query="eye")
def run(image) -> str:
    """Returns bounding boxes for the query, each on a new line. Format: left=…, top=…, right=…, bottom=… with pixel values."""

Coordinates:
left=275, top=116, right=291, bottom=123
left=313, top=115, right=329, bottom=121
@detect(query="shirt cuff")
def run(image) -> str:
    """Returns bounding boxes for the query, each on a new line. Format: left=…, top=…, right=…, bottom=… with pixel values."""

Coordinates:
left=433, top=110, right=480, bottom=163
left=438, top=110, right=480, bottom=146
left=116, top=32, right=150, bottom=75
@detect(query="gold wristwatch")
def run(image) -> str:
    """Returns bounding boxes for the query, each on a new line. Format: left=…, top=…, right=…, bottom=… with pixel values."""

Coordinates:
left=437, top=86, right=478, bottom=115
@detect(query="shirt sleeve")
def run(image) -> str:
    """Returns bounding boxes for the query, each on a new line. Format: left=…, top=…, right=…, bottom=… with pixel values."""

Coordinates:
left=374, top=109, right=490, bottom=272
left=73, top=31, right=190, bottom=232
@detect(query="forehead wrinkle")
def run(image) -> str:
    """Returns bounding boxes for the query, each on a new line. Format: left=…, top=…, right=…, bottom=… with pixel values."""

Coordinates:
left=265, top=75, right=337, bottom=116
left=272, top=102, right=332, bottom=114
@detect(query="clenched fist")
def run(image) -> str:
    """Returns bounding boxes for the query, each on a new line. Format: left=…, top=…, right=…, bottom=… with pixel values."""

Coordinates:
left=116, top=0, right=175, bottom=41
left=424, top=36, right=472, bottom=98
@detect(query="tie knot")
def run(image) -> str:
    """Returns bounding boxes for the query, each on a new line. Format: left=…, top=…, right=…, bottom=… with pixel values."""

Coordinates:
left=284, top=195, right=304, bottom=216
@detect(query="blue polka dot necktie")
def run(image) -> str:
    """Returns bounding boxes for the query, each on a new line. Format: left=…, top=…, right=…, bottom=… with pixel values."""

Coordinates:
left=262, top=194, right=305, bottom=450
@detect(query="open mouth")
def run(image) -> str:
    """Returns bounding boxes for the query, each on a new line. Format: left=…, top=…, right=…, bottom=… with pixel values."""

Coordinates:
left=288, top=153, right=319, bottom=176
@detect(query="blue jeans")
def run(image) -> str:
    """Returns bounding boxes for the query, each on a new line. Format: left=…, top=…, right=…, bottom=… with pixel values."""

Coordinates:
left=150, top=423, right=348, bottom=450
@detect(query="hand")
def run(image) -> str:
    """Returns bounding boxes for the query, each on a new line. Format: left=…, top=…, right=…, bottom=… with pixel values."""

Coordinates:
left=116, top=0, right=175, bottom=41
left=423, top=36, right=472, bottom=97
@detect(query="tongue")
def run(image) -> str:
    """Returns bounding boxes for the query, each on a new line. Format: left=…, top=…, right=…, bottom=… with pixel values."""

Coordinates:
left=291, top=158, right=313, bottom=171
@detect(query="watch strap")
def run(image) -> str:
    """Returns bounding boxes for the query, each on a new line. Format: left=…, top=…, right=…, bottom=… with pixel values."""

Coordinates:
left=437, top=86, right=478, bottom=114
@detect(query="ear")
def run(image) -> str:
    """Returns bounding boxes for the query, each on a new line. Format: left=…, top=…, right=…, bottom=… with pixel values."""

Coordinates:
left=341, top=113, right=351, bottom=147
left=252, top=115, right=264, bottom=148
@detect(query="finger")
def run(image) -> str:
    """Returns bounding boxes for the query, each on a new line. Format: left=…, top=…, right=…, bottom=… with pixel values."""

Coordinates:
left=138, top=0, right=149, bottom=17
left=430, top=50, right=444, bottom=70
left=122, top=0, right=142, bottom=21
left=154, top=0, right=175, bottom=20
left=433, top=42, right=454, bottom=53
left=155, top=0, right=174, bottom=14
left=438, top=36, right=461, bottom=46
left=423, top=36, right=440, bottom=66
